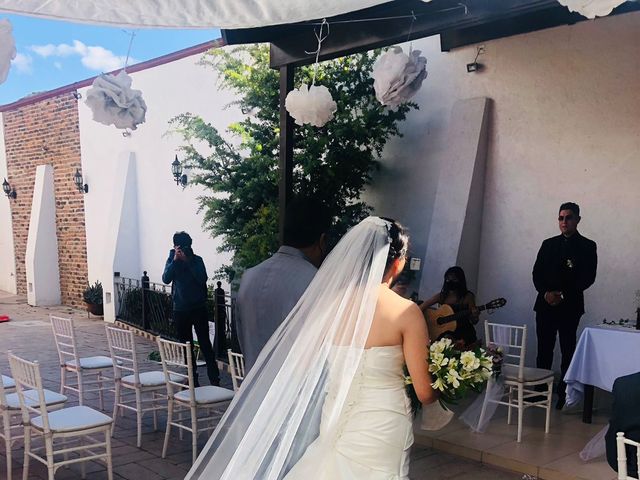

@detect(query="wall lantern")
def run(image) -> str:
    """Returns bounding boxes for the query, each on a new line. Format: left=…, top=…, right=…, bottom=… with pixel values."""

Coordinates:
left=171, top=155, right=187, bottom=188
left=466, top=45, right=485, bottom=73
left=2, top=178, right=16, bottom=199
left=73, top=169, right=89, bottom=193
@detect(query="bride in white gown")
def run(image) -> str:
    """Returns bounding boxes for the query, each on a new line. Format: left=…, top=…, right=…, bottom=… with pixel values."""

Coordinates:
left=186, top=217, right=437, bottom=480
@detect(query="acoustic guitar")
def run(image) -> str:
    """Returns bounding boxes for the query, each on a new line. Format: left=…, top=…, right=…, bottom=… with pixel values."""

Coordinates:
left=425, top=298, right=507, bottom=339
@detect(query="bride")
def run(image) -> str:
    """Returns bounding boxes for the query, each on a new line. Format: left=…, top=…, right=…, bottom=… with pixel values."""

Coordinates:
left=186, top=216, right=438, bottom=480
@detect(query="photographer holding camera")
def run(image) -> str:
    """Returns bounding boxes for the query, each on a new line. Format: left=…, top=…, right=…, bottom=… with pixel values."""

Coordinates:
left=162, top=231, right=220, bottom=386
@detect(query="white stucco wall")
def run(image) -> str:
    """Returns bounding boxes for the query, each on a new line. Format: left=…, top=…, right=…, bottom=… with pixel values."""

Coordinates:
left=0, top=115, right=17, bottom=294
left=367, top=12, right=640, bottom=363
left=25, top=164, right=61, bottom=306
left=78, top=48, right=241, bottom=293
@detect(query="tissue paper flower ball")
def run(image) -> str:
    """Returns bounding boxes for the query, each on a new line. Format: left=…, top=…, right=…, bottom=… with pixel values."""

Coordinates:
left=285, top=84, right=337, bottom=127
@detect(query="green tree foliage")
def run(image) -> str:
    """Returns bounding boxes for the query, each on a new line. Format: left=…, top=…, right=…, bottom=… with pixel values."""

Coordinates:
left=170, top=44, right=416, bottom=277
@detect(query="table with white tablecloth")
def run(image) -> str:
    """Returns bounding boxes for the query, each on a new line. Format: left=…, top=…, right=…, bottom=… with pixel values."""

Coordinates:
left=564, top=325, right=640, bottom=422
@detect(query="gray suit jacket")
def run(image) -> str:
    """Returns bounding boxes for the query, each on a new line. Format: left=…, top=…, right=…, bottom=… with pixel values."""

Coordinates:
left=236, top=246, right=317, bottom=370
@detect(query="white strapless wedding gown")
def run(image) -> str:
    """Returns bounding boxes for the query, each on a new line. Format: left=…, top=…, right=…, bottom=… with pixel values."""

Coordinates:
left=284, top=345, right=413, bottom=480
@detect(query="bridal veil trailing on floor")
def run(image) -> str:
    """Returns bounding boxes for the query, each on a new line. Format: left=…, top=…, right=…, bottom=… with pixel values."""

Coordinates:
left=185, top=216, right=411, bottom=479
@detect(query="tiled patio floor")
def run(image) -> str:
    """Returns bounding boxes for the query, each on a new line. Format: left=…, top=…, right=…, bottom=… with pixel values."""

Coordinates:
left=0, top=290, right=605, bottom=480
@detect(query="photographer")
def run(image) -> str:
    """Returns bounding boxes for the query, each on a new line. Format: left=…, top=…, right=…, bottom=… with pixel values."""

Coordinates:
left=162, top=231, right=219, bottom=386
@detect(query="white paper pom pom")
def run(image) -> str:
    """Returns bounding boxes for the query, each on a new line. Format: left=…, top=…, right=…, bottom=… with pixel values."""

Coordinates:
left=85, top=70, right=147, bottom=130
left=372, top=46, right=427, bottom=108
left=0, top=19, right=17, bottom=85
left=556, top=0, right=626, bottom=19
left=285, top=84, right=337, bottom=127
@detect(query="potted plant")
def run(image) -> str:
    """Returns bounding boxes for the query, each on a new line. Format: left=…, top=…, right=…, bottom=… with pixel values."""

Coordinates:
left=83, top=280, right=104, bottom=317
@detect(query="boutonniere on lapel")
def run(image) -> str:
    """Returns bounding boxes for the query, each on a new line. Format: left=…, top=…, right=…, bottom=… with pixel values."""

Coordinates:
left=566, top=259, right=574, bottom=269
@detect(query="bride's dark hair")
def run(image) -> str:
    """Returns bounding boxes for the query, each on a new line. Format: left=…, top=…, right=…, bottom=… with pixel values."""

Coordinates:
left=380, top=217, right=409, bottom=274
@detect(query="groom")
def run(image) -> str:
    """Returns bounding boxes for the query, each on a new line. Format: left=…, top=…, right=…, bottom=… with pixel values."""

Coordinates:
left=532, top=202, right=597, bottom=409
left=236, top=197, right=331, bottom=370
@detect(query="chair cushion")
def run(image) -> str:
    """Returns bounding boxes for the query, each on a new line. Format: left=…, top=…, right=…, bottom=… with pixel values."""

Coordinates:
left=5, top=389, right=67, bottom=409
left=175, top=386, right=234, bottom=405
left=32, top=405, right=112, bottom=432
left=2, top=374, right=15, bottom=389
left=66, top=356, right=113, bottom=369
left=503, top=364, right=554, bottom=383
left=121, top=371, right=182, bottom=387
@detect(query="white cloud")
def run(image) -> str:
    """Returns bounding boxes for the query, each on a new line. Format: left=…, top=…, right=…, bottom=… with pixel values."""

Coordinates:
left=29, top=40, right=137, bottom=72
left=11, top=53, right=33, bottom=74
left=30, top=44, right=60, bottom=57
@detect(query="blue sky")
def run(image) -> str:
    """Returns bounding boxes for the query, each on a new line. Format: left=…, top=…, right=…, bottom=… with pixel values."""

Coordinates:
left=1, top=14, right=220, bottom=105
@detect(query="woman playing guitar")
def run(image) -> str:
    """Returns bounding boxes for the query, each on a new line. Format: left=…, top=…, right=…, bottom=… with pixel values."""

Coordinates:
left=419, top=266, right=479, bottom=347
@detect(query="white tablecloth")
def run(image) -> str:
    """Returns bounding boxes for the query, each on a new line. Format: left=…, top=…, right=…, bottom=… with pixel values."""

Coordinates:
left=565, top=325, right=640, bottom=405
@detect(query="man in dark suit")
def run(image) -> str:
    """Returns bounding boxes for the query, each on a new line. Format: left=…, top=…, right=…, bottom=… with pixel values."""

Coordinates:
left=606, top=372, right=640, bottom=477
left=533, top=202, right=597, bottom=409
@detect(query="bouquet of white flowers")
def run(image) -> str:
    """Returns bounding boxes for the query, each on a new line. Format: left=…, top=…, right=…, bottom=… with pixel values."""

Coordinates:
left=404, top=338, right=502, bottom=415
left=429, top=338, right=493, bottom=403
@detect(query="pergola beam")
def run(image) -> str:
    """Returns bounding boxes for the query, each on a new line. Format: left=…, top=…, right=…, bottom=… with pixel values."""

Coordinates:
left=266, top=0, right=562, bottom=68
left=440, top=1, right=640, bottom=50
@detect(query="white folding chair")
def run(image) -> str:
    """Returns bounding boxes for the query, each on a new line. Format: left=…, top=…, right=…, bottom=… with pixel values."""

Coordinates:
left=50, top=315, right=114, bottom=410
left=617, top=432, right=640, bottom=480
left=158, top=338, right=234, bottom=464
left=105, top=326, right=169, bottom=448
left=227, top=350, right=245, bottom=392
left=1, top=371, right=66, bottom=480
left=8, top=352, right=113, bottom=480
left=478, top=322, right=554, bottom=442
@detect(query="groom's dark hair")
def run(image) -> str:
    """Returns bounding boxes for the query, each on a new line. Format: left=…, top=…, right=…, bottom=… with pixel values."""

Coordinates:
left=283, top=197, right=331, bottom=248
left=559, top=202, right=580, bottom=217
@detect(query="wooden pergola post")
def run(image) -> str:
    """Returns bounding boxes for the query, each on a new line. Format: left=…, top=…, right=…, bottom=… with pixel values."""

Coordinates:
left=278, top=64, right=295, bottom=244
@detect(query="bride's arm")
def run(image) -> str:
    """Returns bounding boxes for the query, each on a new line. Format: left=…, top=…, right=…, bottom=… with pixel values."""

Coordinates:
left=401, top=303, right=438, bottom=405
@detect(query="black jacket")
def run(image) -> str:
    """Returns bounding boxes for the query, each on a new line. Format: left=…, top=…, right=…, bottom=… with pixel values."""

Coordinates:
left=606, top=372, right=640, bottom=477
left=532, top=232, right=597, bottom=315
left=162, top=252, right=208, bottom=312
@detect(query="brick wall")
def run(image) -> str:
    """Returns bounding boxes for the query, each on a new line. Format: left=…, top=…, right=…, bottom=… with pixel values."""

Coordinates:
left=3, top=93, right=88, bottom=307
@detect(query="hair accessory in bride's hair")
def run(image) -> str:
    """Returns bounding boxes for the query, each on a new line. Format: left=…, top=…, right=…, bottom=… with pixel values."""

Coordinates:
left=362, top=216, right=393, bottom=242
left=362, top=216, right=391, bottom=228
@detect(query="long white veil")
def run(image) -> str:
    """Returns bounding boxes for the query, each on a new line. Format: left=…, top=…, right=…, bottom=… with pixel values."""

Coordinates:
left=186, top=216, right=392, bottom=480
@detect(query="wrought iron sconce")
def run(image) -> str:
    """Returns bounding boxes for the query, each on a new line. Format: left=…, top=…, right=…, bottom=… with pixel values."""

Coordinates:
left=2, top=178, right=16, bottom=199
left=73, top=169, right=89, bottom=193
left=466, top=45, right=485, bottom=73
left=171, top=155, right=187, bottom=188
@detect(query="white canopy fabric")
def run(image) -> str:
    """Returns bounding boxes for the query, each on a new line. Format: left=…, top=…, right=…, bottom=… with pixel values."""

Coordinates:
left=0, top=1, right=630, bottom=30
left=0, top=0, right=390, bottom=29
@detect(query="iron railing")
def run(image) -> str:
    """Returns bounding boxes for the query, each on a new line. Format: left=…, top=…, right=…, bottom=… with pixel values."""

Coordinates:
left=114, top=273, right=237, bottom=360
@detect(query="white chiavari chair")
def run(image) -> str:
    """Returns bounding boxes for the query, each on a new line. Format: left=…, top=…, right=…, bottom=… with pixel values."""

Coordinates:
left=158, top=338, right=234, bottom=464
left=478, top=322, right=554, bottom=442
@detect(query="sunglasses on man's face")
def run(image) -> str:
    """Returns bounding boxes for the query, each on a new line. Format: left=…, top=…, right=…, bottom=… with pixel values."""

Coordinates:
left=558, top=214, right=575, bottom=222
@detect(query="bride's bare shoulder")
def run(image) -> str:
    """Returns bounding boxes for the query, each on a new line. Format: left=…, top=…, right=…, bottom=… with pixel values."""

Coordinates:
left=377, top=286, right=422, bottom=317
